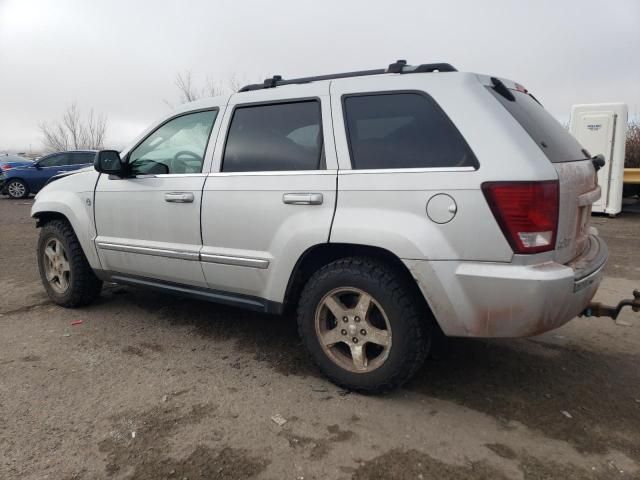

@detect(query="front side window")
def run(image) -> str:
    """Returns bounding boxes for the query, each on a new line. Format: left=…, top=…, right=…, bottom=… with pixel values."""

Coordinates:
left=222, top=100, right=323, bottom=172
left=343, top=93, right=477, bottom=170
left=129, top=110, right=217, bottom=175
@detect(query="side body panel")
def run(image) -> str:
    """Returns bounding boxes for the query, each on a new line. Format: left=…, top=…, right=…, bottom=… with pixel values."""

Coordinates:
left=329, top=72, right=558, bottom=262
left=94, top=174, right=210, bottom=287
left=200, top=83, right=338, bottom=301
left=93, top=100, right=228, bottom=287
left=329, top=73, right=569, bottom=335
left=31, top=169, right=102, bottom=269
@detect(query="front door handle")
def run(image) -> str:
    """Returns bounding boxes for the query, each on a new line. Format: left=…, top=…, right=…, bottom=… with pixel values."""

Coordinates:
left=165, top=192, right=194, bottom=203
left=282, top=193, right=323, bottom=205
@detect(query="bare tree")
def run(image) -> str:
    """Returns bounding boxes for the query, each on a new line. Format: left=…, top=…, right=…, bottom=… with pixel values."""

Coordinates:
left=626, top=121, right=640, bottom=168
left=174, top=71, right=199, bottom=103
left=169, top=71, right=259, bottom=106
left=227, top=73, right=242, bottom=93
left=173, top=70, right=224, bottom=104
left=85, top=109, right=108, bottom=150
left=204, top=76, right=224, bottom=98
left=39, top=103, right=108, bottom=153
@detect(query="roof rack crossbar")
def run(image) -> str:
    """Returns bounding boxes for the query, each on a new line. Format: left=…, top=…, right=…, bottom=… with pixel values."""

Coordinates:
left=238, top=61, right=457, bottom=92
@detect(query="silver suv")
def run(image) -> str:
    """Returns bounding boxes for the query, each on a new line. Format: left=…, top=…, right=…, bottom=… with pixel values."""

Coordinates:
left=32, top=61, right=607, bottom=392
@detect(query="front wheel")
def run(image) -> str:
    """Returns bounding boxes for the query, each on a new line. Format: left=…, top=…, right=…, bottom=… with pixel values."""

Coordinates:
left=37, top=220, right=103, bottom=307
left=6, top=179, right=29, bottom=199
left=297, top=257, right=431, bottom=393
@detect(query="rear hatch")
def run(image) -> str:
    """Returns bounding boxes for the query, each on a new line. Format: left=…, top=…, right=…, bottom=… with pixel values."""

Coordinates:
left=487, top=78, right=598, bottom=264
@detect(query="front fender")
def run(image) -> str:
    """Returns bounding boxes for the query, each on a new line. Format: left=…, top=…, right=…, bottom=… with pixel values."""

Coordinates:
left=31, top=172, right=101, bottom=270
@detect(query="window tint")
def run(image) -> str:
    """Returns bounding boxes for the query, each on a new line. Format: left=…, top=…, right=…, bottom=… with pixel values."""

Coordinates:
left=343, top=93, right=477, bottom=170
left=223, top=101, right=323, bottom=172
left=71, top=152, right=95, bottom=165
left=38, top=154, right=69, bottom=167
left=488, top=88, right=588, bottom=163
left=129, top=110, right=217, bottom=175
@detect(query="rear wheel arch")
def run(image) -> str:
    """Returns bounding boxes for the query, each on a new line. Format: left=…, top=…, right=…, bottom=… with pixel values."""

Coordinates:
left=283, top=243, right=436, bottom=320
left=296, top=254, right=434, bottom=392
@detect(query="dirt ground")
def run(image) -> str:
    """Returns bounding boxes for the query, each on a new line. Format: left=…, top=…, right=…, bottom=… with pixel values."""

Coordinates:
left=1, top=197, right=639, bottom=480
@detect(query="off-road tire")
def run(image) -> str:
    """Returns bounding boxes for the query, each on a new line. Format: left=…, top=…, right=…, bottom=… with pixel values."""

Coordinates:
left=297, top=257, right=431, bottom=393
left=6, top=179, right=29, bottom=199
left=37, top=219, right=102, bottom=307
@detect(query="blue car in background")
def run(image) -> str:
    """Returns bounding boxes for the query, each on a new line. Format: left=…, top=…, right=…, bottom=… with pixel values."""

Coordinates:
left=0, top=154, right=33, bottom=172
left=0, top=150, right=95, bottom=199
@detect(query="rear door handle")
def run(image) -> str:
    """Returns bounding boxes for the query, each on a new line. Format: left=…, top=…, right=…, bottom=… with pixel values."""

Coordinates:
left=164, top=192, right=194, bottom=203
left=282, top=193, right=323, bottom=205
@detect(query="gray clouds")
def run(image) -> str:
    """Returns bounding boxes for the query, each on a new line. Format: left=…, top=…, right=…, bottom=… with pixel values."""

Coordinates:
left=0, top=0, right=638, bottom=151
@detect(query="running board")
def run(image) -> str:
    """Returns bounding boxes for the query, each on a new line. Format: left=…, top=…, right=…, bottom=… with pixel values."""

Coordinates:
left=580, top=289, right=640, bottom=321
left=109, top=274, right=283, bottom=314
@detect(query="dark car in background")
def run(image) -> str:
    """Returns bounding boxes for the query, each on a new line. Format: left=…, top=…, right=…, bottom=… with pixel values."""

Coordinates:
left=0, top=150, right=95, bottom=199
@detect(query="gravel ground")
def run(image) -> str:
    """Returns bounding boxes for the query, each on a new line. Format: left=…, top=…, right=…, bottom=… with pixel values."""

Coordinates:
left=1, top=197, right=639, bottom=480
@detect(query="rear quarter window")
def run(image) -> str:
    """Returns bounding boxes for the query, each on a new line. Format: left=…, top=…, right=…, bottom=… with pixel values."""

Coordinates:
left=342, top=92, right=478, bottom=170
left=72, top=153, right=95, bottom=165
left=488, top=88, right=589, bottom=163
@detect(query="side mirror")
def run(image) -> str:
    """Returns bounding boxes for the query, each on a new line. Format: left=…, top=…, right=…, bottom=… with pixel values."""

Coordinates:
left=94, top=150, right=125, bottom=176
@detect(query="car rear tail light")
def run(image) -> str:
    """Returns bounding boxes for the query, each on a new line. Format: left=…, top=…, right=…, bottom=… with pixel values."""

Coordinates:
left=0, top=164, right=10, bottom=171
left=482, top=180, right=559, bottom=254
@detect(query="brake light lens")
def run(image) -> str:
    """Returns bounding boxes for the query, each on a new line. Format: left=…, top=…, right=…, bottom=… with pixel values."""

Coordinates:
left=0, top=164, right=11, bottom=171
left=482, top=181, right=559, bottom=254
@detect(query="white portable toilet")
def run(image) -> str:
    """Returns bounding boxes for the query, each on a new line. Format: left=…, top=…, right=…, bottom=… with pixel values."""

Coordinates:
left=569, top=103, right=628, bottom=215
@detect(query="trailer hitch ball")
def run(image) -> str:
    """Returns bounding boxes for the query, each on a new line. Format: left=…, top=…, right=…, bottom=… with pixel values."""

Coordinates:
left=582, top=289, right=640, bottom=321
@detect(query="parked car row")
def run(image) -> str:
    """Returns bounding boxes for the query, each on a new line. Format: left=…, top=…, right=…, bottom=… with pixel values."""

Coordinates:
left=0, top=151, right=95, bottom=199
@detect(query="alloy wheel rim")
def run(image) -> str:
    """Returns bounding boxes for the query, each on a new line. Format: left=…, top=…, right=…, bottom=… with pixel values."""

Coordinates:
left=314, top=287, right=392, bottom=373
left=43, top=238, right=71, bottom=293
left=8, top=181, right=25, bottom=198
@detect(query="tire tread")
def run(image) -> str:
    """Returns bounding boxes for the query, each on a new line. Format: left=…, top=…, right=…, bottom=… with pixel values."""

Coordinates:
left=297, top=256, right=429, bottom=394
left=38, top=219, right=102, bottom=307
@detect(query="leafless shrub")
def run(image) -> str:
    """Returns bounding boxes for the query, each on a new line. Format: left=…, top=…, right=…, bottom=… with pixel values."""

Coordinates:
left=39, top=103, right=107, bottom=153
left=626, top=121, right=640, bottom=168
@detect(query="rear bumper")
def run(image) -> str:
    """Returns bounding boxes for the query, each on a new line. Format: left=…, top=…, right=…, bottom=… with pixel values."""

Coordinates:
left=404, top=235, right=608, bottom=338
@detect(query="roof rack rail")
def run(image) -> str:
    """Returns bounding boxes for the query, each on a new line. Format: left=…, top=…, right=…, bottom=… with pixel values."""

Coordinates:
left=238, top=60, right=457, bottom=92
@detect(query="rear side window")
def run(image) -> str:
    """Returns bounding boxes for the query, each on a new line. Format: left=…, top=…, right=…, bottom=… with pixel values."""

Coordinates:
left=223, top=101, right=323, bottom=172
left=38, top=154, right=69, bottom=167
left=489, top=88, right=589, bottom=163
left=343, top=93, right=477, bottom=170
left=72, top=153, right=95, bottom=165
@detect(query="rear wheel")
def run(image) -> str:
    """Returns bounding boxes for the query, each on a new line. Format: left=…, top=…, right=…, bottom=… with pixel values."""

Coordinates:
left=37, top=220, right=103, bottom=307
left=6, top=179, right=29, bottom=199
left=297, top=257, right=431, bottom=393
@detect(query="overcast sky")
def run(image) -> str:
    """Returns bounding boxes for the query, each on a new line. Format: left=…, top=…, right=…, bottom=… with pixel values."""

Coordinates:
left=0, top=0, right=638, bottom=152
